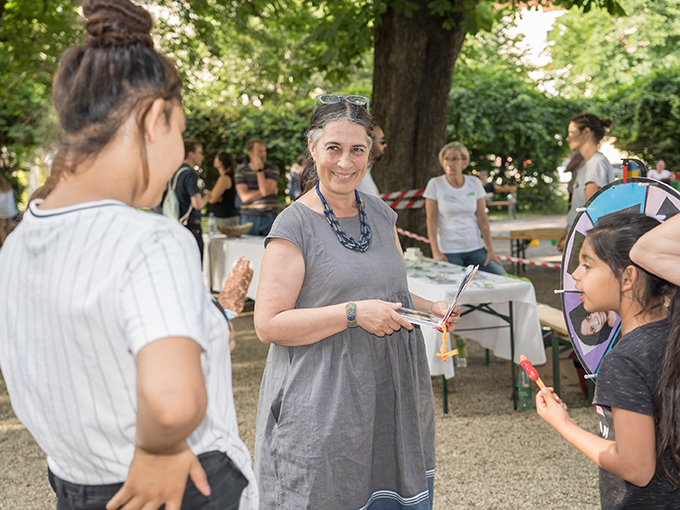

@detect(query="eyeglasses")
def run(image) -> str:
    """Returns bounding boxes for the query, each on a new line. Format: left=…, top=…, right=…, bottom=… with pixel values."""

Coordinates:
left=314, top=94, right=370, bottom=113
left=443, top=157, right=468, bottom=162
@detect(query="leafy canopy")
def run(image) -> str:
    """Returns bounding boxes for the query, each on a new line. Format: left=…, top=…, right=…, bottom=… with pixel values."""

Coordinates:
left=547, top=0, right=680, bottom=98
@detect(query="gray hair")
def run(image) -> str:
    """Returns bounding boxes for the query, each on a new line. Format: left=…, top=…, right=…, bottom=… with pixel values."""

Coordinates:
left=300, top=101, right=374, bottom=194
left=438, top=141, right=470, bottom=164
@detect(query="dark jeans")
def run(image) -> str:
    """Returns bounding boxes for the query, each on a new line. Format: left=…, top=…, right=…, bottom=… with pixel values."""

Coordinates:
left=48, top=451, right=248, bottom=510
left=241, top=213, right=276, bottom=237
left=445, top=247, right=507, bottom=275
left=185, top=220, right=204, bottom=264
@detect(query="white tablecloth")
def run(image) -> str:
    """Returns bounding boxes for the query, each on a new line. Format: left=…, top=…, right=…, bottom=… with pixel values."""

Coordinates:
left=406, top=258, right=546, bottom=379
left=207, top=234, right=266, bottom=300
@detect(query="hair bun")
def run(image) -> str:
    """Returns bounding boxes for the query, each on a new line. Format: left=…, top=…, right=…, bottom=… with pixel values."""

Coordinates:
left=601, top=117, right=614, bottom=131
left=83, top=0, right=154, bottom=48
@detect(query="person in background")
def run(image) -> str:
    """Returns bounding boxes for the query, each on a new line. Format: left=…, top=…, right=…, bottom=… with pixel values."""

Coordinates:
left=564, top=151, right=585, bottom=209
left=233, top=155, right=246, bottom=214
left=0, top=1, right=257, bottom=509
left=253, top=95, right=460, bottom=509
left=287, top=153, right=305, bottom=201
left=556, top=113, right=615, bottom=252
left=356, top=124, right=386, bottom=196
left=169, top=139, right=212, bottom=261
left=478, top=171, right=495, bottom=203
left=425, top=141, right=506, bottom=275
left=234, top=138, right=279, bottom=236
left=0, top=174, right=17, bottom=246
left=209, top=150, right=239, bottom=227
left=648, top=159, right=672, bottom=184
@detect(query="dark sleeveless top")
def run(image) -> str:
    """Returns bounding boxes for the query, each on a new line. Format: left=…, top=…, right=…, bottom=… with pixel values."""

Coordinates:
left=211, top=178, right=239, bottom=218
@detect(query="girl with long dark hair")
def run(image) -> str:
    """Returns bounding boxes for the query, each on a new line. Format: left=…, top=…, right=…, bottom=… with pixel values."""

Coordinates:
left=538, top=212, right=679, bottom=509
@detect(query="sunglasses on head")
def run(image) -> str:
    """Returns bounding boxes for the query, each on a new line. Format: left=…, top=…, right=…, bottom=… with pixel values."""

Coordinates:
left=314, top=94, right=370, bottom=113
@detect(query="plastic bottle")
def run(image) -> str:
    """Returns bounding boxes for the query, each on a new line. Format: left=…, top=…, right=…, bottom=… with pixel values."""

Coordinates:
left=208, top=212, right=216, bottom=236
left=515, top=365, right=533, bottom=411
left=455, top=337, right=467, bottom=368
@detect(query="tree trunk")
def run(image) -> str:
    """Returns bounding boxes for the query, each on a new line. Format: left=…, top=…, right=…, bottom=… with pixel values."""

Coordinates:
left=371, top=1, right=467, bottom=251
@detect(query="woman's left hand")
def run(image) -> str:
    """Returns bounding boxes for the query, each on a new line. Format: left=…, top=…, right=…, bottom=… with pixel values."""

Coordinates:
left=431, top=301, right=461, bottom=331
left=484, top=250, right=500, bottom=267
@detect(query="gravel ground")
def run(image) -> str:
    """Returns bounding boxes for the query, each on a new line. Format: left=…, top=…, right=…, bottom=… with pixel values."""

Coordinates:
left=0, top=214, right=601, bottom=509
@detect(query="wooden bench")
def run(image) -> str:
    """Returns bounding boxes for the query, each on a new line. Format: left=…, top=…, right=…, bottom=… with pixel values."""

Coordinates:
left=536, top=303, right=593, bottom=401
left=487, top=184, right=517, bottom=219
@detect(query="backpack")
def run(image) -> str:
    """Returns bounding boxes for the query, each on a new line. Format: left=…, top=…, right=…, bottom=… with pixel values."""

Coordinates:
left=162, top=167, right=193, bottom=224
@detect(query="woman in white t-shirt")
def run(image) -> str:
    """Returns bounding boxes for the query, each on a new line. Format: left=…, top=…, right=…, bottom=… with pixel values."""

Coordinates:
left=0, top=1, right=257, bottom=509
left=648, top=159, right=672, bottom=183
left=424, top=142, right=506, bottom=275
left=557, top=113, right=615, bottom=252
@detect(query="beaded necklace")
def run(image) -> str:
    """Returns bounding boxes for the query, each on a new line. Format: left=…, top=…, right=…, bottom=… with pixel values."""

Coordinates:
left=315, top=181, right=371, bottom=252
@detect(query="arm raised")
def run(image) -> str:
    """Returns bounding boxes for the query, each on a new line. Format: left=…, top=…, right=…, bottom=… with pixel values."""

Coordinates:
left=536, top=389, right=656, bottom=487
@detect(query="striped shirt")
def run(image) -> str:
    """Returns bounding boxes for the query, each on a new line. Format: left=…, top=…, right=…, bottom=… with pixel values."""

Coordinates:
left=234, top=163, right=280, bottom=216
left=0, top=200, right=257, bottom=509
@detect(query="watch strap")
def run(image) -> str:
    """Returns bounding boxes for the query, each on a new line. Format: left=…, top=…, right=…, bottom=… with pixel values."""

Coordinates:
left=346, top=301, right=358, bottom=328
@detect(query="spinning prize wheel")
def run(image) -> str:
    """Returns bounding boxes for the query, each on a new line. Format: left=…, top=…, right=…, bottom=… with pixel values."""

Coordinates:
left=560, top=159, right=680, bottom=377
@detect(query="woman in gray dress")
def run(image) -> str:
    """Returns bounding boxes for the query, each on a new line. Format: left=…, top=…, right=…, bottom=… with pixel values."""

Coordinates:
left=253, top=95, right=460, bottom=509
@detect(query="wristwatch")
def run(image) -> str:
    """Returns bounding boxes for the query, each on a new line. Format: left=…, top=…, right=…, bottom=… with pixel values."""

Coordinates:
left=346, top=301, right=358, bottom=328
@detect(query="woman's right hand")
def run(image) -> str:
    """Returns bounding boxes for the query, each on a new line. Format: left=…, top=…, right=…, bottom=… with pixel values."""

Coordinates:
left=355, top=300, right=413, bottom=337
left=106, top=444, right=210, bottom=510
left=432, top=250, right=447, bottom=262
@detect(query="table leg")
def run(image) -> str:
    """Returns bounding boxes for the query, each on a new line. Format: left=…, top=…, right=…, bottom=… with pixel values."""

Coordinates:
left=510, top=301, right=517, bottom=410
left=442, top=375, right=448, bottom=414
left=551, top=330, right=561, bottom=397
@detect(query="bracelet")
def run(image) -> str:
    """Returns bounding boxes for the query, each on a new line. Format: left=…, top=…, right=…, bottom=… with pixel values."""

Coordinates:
left=346, top=301, right=358, bottom=328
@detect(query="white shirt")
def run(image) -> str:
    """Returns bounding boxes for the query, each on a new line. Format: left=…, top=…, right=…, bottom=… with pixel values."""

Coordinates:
left=0, top=200, right=258, bottom=509
left=423, top=174, right=485, bottom=253
left=356, top=165, right=380, bottom=197
left=567, top=151, right=615, bottom=226
left=648, top=168, right=672, bottom=181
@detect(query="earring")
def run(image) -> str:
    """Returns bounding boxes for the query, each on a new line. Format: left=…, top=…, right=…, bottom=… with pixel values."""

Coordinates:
left=144, top=132, right=149, bottom=141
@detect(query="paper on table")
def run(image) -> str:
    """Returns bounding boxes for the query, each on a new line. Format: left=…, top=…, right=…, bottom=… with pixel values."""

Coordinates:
left=398, top=264, right=479, bottom=329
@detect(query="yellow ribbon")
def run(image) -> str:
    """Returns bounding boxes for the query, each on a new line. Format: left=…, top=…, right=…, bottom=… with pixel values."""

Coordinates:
left=435, top=321, right=458, bottom=362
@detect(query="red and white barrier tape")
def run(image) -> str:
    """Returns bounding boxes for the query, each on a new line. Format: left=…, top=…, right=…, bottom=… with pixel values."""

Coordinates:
left=381, top=188, right=425, bottom=201
left=396, top=227, right=430, bottom=243
left=497, top=255, right=561, bottom=269
left=395, top=228, right=561, bottom=269
left=385, top=198, right=426, bottom=210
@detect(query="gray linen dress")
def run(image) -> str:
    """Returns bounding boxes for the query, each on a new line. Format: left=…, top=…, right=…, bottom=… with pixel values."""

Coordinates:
left=254, top=194, right=436, bottom=510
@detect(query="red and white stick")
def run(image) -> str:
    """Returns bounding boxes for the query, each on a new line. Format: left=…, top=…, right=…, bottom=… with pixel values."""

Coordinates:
left=519, top=354, right=546, bottom=390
